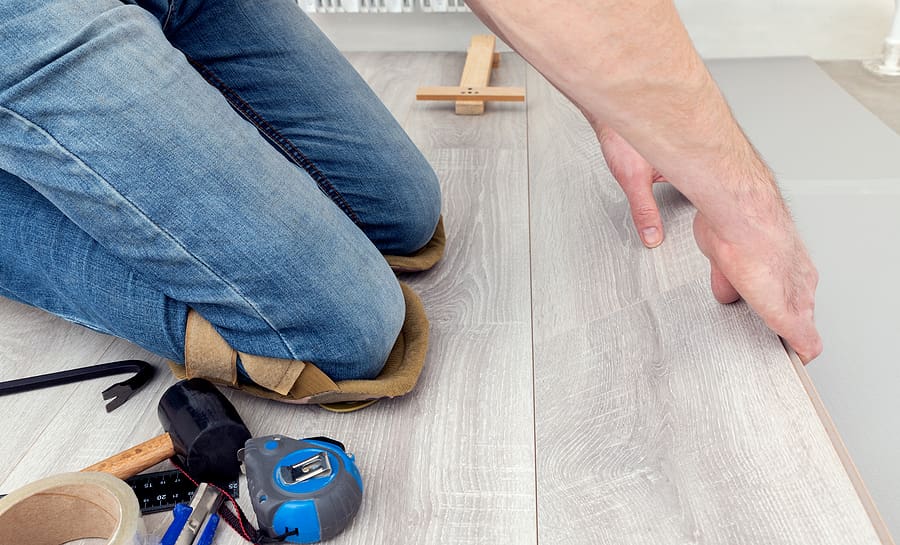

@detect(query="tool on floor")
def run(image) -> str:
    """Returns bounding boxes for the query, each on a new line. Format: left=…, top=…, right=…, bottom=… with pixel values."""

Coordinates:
left=0, top=472, right=147, bottom=545
left=82, top=378, right=251, bottom=486
left=416, top=34, right=525, bottom=115
left=125, top=469, right=239, bottom=515
left=0, top=359, right=155, bottom=412
left=239, top=435, right=363, bottom=544
left=160, top=482, right=224, bottom=545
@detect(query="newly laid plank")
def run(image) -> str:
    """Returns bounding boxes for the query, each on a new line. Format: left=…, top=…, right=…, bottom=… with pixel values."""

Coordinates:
left=526, top=66, right=884, bottom=544
left=719, top=57, right=900, bottom=540
left=779, top=182, right=900, bottom=540
left=785, top=343, right=895, bottom=545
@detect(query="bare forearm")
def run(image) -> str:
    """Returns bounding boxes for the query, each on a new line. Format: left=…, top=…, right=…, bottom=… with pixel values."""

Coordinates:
left=468, top=0, right=786, bottom=240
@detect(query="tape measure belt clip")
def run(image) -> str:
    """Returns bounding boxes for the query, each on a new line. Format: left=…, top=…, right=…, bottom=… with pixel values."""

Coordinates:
left=280, top=451, right=332, bottom=486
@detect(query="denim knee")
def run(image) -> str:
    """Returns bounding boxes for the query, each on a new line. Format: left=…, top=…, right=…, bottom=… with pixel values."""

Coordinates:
left=322, top=277, right=404, bottom=381
left=277, top=260, right=406, bottom=382
left=375, top=152, right=442, bottom=256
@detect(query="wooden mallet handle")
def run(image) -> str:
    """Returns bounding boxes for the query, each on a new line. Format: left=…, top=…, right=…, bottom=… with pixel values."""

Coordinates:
left=81, top=433, right=176, bottom=479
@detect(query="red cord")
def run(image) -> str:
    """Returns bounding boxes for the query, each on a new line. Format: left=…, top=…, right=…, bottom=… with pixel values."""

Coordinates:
left=170, top=460, right=254, bottom=542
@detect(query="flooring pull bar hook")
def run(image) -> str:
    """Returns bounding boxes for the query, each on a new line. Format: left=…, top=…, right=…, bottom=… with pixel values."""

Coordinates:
left=0, top=359, right=156, bottom=412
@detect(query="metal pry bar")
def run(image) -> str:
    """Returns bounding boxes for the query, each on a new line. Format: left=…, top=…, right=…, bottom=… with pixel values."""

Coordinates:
left=0, top=359, right=155, bottom=412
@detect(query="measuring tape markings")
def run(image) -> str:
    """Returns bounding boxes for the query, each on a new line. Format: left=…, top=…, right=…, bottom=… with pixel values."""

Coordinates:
left=125, top=469, right=239, bottom=514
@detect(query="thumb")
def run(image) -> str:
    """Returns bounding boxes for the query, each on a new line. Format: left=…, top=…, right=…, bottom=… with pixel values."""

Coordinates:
left=710, top=262, right=740, bottom=304
left=622, top=181, right=664, bottom=248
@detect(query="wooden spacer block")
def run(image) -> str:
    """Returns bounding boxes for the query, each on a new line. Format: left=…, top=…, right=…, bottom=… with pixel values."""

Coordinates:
left=456, top=35, right=497, bottom=115
left=416, top=86, right=526, bottom=102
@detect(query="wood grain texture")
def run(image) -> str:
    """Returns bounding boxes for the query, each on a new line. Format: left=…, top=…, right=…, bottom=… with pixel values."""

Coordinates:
left=81, top=433, right=176, bottom=479
left=784, top=343, right=896, bottom=545
left=456, top=35, right=496, bottom=115
left=0, top=51, right=889, bottom=545
left=0, top=52, right=535, bottom=545
left=404, top=52, right=527, bottom=151
left=526, top=66, right=883, bottom=545
left=416, top=85, right=526, bottom=102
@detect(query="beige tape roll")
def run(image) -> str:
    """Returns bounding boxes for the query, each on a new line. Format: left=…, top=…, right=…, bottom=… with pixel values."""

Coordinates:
left=0, top=472, right=146, bottom=545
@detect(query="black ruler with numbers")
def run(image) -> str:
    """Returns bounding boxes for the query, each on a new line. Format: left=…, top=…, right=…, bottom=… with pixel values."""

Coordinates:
left=125, top=469, right=239, bottom=514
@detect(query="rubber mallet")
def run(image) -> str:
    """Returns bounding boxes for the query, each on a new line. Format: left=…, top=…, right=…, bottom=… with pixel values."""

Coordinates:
left=83, top=378, right=251, bottom=485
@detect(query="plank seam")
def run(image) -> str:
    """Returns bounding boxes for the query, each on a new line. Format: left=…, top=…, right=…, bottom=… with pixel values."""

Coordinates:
left=524, top=63, right=542, bottom=545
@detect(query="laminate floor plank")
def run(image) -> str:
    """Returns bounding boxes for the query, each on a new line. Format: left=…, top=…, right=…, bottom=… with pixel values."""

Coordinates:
left=2, top=50, right=889, bottom=545
left=0, top=52, right=536, bottom=545
left=526, top=66, right=882, bottom=545
left=525, top=71, right=706, bottom=336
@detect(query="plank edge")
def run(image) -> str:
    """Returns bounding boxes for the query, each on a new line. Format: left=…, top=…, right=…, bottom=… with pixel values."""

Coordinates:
left=784, top=340, right=896, bottom=545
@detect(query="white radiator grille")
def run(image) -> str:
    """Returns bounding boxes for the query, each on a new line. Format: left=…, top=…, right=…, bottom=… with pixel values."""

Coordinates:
left=299, top=0, right=469, bottom=13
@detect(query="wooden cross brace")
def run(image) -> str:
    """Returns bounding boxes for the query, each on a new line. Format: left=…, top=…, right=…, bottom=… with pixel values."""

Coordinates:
left=416, top=35, right=526, bottom=115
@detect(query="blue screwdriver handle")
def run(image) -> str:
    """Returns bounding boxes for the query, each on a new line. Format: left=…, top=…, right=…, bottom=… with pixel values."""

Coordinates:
left=160, top=503, right=193, bottom=545
left=195, top=513, right=220, bottom=545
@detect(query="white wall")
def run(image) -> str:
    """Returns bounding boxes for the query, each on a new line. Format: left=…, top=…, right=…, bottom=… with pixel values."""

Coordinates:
left=310, top=0, right=896, bottom=59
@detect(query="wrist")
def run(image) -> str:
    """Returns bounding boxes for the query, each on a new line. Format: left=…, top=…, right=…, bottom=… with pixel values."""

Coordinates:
left=691, top=154, right=790, bottom=244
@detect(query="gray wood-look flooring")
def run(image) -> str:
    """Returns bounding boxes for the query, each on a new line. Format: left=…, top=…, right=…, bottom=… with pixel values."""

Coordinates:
left=0, top=53, right=891, bottom=544
left=526, top=63, right=881, bottom=545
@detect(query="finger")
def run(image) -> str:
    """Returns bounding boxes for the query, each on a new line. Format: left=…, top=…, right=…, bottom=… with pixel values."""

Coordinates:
left=793, top=336, right=823, bottom=364
left=782, top=323, right=823, bottom=364
left=710, top=262, right=740, bottom=304
left=622, top=182, right=665, bottom=248
left=778, top=307, right=823, bottom=364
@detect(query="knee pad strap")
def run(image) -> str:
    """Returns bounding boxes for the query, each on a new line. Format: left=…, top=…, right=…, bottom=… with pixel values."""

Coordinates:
left=168, top=282, right=429, bottom=411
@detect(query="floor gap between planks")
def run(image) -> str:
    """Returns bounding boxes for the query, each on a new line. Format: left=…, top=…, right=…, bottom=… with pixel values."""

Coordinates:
left=0, top=52, right=895, bottom=545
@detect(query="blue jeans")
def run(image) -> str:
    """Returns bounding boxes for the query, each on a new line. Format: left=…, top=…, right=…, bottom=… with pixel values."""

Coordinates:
left=0, top=0, right=441, bottom=381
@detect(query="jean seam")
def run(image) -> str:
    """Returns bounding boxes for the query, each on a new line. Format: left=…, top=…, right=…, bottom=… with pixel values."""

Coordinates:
left=160, top=0, right=176, bottom=32
left=0, top=104, right=301, bottom=360
left=185, top=57, right=362, bottom=226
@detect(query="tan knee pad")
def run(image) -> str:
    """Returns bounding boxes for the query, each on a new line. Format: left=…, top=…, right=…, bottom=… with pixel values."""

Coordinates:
left=383, top=216, right=446, bottom=273
left=167, top=282, right=429, bottom=411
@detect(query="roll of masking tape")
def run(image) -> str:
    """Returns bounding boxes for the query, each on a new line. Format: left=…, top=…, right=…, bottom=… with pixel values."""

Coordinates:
left=0, top=472, right=147, bottom=545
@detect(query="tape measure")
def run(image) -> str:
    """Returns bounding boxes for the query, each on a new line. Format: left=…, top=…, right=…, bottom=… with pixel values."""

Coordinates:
left=240, top=435, right=363, bottom=544
left=124, top=469, right=239, bottom=514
